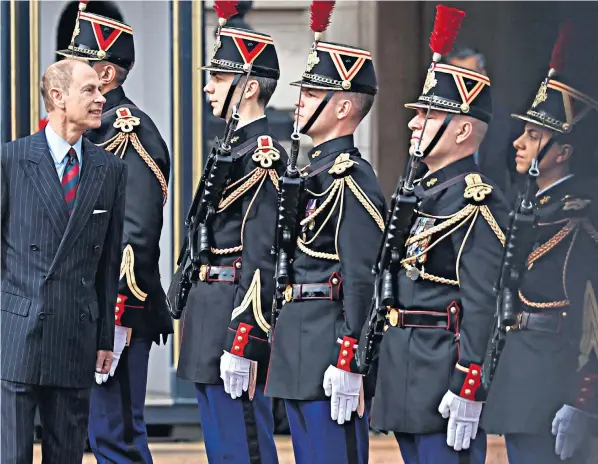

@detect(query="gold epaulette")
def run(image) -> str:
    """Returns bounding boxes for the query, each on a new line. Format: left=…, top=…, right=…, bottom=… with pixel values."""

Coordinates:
left=119, top=244, right=148, bottom=302
left=297, top=154, right=384, bottom=261
left=97, top=107, right=168, bottom=205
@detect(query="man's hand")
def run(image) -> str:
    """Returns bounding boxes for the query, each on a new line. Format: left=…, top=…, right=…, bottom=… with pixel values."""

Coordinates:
left=220, top=351, right=251, bottom=400
left=552, top=404, right=594, bottom=460
left=95, top=326, right=128, bottom=384
left=95, top=350, right=113, bottom=376
left=438, top=390, right=483, bottom=451
left=323, top=365, right=362, bottom=425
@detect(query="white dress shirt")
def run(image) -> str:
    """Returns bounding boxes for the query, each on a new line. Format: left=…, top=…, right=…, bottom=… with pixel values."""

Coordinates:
left=45, top=123, right=83, bottom=181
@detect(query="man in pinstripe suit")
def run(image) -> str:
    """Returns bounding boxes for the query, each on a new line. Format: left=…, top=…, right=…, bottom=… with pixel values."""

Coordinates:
left=0, top=59, right=127, bottom=463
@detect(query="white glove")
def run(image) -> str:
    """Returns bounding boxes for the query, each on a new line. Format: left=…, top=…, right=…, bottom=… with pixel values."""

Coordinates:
left=323, top=365, right=362, bottom=425
left=552, top=404, right=594, bottom=460
left=438, top=390, right=483, bottom=451
left=95, top=325, right=128, bottom=384
left=220, top=351, right=251, bottom=400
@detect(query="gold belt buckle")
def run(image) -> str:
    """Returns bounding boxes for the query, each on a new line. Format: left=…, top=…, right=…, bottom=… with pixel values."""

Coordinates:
left=386, top=308, right=399, bottom=327
left=283, top=285, right=293, bottom=303
left=199, top=265, right=208, bottom=282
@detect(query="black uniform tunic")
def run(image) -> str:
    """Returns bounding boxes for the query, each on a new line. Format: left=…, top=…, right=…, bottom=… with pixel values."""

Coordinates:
left=371, top=156, right=510, bottom=434
left=482, top=176, right=598, bottom=434
left=176, top=117, right=287, bottom=385
left=265, top=135, right=386, bottom=401
left=86, top=86, right=173, bottom=343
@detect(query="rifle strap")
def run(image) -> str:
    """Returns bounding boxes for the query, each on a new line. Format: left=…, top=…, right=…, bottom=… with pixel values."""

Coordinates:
left=232, top=137, right=260, bottom=160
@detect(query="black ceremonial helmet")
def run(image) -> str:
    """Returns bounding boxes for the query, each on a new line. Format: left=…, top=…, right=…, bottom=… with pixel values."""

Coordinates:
left=202, top=27, right=281, bottom=119
left=291, top=40, right=378, bottom=134
left=57, top=9, right=135, bottom=71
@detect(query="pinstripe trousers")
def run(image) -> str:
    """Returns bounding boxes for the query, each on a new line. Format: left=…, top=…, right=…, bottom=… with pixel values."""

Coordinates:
left=0, top=380, right=91, bottom=464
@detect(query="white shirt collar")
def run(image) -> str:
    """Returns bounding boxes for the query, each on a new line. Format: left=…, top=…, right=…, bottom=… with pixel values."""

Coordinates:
left=536, top=174, right=574, bottom=197
left=45, top=123, right=83, bottom=164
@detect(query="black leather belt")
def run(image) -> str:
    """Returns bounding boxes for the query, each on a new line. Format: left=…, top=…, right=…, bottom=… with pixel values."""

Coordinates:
left=283, top=274, right=342, bottom=302
left=514, top=310, right=567, bottom=334
left=386, top=303, right=460, bottom=330
left=198, top=263, right=241, bottom=283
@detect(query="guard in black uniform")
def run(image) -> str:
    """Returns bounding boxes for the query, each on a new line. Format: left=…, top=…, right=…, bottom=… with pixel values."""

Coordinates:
left=370, top=26, right=510, bottom=464
left=264, top=29, right=386, bottom=463
left=481, top=27, right=598, bottom=463
left=57, top=6, right=172, bottom=463
left=175, top=22, right=287, bottom=464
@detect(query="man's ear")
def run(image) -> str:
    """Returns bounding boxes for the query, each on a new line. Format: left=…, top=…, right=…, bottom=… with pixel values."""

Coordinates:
left=97, top=63, right=116, bottom=86
left=244, top=79, right=260, bottom=101
left=556, top=144, right=574, bottom=164
left=455, top=120, right=473, bottom=145
left=49, top=88, right=65, bottom=110
left=336, top=97, right=352, bottom=121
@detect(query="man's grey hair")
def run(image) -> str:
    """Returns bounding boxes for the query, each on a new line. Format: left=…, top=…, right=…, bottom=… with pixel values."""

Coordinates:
left=40, top=59, right=77, bottom=112
left=443, top=47, right=487, bottom=74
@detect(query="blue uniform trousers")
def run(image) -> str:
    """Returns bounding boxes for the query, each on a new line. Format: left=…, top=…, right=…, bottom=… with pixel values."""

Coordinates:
left=195, top=383, right=278, bottom=464
left=88, top=337, right=153, bottom=464
left=505, top=433, right=590, bottom=464
left=284, top=399, right=370, bottom=464
left=394, top=430, right=487, bottom=464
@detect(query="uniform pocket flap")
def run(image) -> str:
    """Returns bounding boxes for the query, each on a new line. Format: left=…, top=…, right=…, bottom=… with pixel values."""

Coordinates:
left=1, top=291, right=32, bottom=317
left=88, top=300, right=100, bottom=321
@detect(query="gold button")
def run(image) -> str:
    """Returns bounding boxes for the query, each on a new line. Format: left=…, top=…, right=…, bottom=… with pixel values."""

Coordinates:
left=471, top=370, right=478, bottom=376
left=115, top=314, right=119, bottom=320
left=582, top=388, right=588, bottom=392
left=332, top=277, right=339, bottom=285
left=465, top=389, right=471, bottom=396
left=562, top=311, right=567, bottom=317
left=450, top=306, right=457, bottom=314
left=340, top=359, right=347, bottom=366
left=234, top=346, right=240, bottom=352
left=240, top=327, right=247, bottom=334
left=580, top=398, right=586, bottom=403
left=383, top=325, right=389, bottom=332
left=237, top=336, right=243, bottom=342
left=115, top=306, right=119, bottom=311
left=235, top=262, right=242, bottom=269
left=342, top=350, right=348, bottom=357
left=344, top=341, right=350, bottom=348
left=468, top=379, right=475, bottom=386
left=117, top=297, right=122, bottom=303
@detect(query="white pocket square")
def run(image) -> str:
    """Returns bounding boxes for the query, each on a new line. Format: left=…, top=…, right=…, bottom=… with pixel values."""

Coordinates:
left=93, top=209, right=107, bottom=214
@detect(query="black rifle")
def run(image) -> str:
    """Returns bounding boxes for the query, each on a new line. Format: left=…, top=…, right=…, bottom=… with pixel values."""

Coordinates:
left=482, top=167, right=538, bottom=389
left=269, top=132, right=304, bottom=342
left=167, top=109, right=241, bottom=319
left=356, top=148, right=422, bottom=374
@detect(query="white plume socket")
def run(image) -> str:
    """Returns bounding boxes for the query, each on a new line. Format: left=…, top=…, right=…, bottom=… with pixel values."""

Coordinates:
left=432, top=52, right=442, bottom=63
left=548, top=68, right=556, bottom=78
left=218, top=17, right=227, bottom=27
left=314, top=31, right=322, bottom=42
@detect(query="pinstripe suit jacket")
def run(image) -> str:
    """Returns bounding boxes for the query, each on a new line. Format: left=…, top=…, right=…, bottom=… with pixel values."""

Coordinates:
left=0, top=130, right=127, bottom=388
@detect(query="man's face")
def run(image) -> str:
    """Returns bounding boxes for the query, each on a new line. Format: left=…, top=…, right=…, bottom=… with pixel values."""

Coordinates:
left=63, top=61, right=105, bottom=130
left=448, top=56, right=486, bottom=76
left=204, top=72, right=236, bottom=118
left=295, top=87, right=335, bottom=137
left=407, top=108, right=450, bottom=159
left=512, top=122, right=558, bottom=174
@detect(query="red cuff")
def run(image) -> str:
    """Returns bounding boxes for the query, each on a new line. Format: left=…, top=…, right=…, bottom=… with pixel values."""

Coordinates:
left=336, top=336, right=357, bottom=372
left=230, top=323, right=253, bottom=357
left=115, top=294, right=126, bottom=327
left=457, top=363, right=482, bottom=401
left=575, top=374, right=598, bottom=409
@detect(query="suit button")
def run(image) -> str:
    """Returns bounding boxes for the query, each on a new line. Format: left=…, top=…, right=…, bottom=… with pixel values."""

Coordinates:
left=81, top=277, right=86, bottom=285
left=30, top=244, right=39, bottom=251
left=45, top=277, right=52, bottom=284
left=94, top=245, right=101, bottom=254
left=80, top=313, right=87, bottom=321
left=38, top=312, right=45, bottom=320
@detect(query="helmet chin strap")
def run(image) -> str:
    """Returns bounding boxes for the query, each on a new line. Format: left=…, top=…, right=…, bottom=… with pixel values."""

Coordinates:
left=219, top=74, right=243, bottom=120
left=420, top=112, right=455, bottom=158
left=300, top=90, right=336, bottom=135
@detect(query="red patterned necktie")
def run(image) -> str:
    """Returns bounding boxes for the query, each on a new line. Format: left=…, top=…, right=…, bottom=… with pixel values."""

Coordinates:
left=62, top=147, right=80, bottom=215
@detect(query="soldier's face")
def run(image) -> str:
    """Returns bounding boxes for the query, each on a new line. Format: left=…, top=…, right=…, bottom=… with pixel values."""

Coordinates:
left=204, top=72, right=236, bottom=118
left=295, top=87, right=332, bottom=136
left=513, top=123, right=559, bottom=174
left=62, top=61, right=105, bottom=130
left=407, top=108, right=448, bottom=157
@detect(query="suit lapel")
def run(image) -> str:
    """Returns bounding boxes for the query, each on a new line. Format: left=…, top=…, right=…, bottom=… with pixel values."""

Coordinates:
left=50, top=138, right=107, bottom=272
left=21, top=131, right=69, bottom=238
